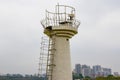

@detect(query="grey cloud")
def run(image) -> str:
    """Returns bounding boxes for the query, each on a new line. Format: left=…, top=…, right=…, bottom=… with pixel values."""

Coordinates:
left=0, top=0, right=120, bottom=74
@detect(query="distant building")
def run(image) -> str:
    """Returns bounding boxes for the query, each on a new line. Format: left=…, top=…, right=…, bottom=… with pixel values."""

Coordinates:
left=74, top=64, right=112, bottom=78
left=82, top=65, right=88, bottom=69
left=75, top=64, right=82, bottom=75
left=90, top=69, right=95, bottom=78
left=82, top=65, right=91, bottom=77
left=114, top=72, right=119, bottom=77
left=93, top=65, right=102, bottom=77
left=102, top=68, right=111, bottom=77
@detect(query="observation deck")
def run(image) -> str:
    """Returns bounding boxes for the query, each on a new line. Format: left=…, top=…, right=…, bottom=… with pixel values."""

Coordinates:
left=41, top=4, right=80, bottom=38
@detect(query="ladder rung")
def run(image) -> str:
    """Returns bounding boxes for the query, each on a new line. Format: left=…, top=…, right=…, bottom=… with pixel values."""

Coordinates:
left=42, top=49, right=48, bottom=50
left=39, top=57, right=48, bottom=58
left=48, top=49, right=56, bottom=51
left=39, top=56, right=47, bottom=59
left=39, top=63, right=47, bottom=65
left=47, top=59, right=54, bottom=62
left=47, top=69, right=53, bottom=71
left=50, top=43, right=55, bottom=45
left=39, top=59, right=47, bottom=60
left=39, top=63, right=47, bottom=64
left=39, top=54, right=48, bottom=55
left=46, top=75, right=52, bottom=76
left=48, top=64, right=56, bottom=66
left=39, top=69, right=46, bottom=71
left=49, top=54, right=54, bottom=55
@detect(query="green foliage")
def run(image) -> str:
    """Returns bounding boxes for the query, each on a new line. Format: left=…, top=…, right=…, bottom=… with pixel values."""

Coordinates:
left=96, top=76, right=120, bottom=80
left=0, top=74, right=41, bottom=80
left=73, top=73, right=84, bottom=80
left=72, top=73, right=93, bottom=80
left=83, top=76, right=91, bottom=80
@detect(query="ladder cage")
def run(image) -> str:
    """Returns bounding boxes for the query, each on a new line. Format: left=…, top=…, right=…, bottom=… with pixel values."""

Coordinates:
left=46, top=36, right=56, bottom=80
left=38, top=36, right=49, bottom=78
left=38, top=36, right=56, bottom=80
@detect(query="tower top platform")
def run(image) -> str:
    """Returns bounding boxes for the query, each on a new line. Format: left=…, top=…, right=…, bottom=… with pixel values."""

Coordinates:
left=41, top=4, right=80, bottom=38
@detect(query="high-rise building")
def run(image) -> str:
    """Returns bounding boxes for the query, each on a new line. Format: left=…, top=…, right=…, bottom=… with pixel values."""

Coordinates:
left=82, top=65, right=88, bottom=69
left=93, top=65, right=102, bottom=77
left=74, top=64, right=112, bottom=78
left=102, top=68, right=111, bottom=77
left=82, top=65, right=91, bottom=77
left=75, top=64, right=82, bottom=75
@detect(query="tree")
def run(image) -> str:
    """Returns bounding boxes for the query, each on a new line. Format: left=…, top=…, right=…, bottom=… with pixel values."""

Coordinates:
left=96, top=76, right=120, bottom=80
left=83, top=76, right=91, bottom=80
left=79, top=74, right=83, bottom=79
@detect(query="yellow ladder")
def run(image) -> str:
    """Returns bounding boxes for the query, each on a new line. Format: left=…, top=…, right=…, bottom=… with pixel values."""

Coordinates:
left=46, top=36, right=56, bottom=80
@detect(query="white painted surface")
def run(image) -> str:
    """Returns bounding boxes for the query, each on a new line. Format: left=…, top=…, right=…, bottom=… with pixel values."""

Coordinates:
left=44, top=25, right=78, bottom=80
left=52, top=36, right=72, bottom=80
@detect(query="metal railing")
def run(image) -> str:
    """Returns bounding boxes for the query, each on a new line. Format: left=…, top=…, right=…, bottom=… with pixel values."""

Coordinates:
left=41, top=4, right=80, bottom=29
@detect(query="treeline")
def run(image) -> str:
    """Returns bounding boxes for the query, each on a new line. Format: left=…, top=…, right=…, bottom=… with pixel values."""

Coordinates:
left=73, top=74, right=120, bottom=80
left=96, top=75, right=120, bottom=80
left=0, top=74, right=120, bottom=80
left=0, top=74, right=40, bottom=80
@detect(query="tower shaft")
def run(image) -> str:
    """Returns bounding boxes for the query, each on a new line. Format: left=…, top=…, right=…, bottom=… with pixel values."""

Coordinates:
left=45, top=26, right=77, bottom=80
left=51, top=36, right=72, bottom=80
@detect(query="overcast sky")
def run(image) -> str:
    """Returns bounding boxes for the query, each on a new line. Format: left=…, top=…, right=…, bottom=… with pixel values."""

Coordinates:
left=0, top=0, right=120, bottom=75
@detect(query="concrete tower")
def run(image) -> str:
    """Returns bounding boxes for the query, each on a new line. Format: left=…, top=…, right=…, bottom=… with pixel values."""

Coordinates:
left=41, top=4, right=80, bottom=80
